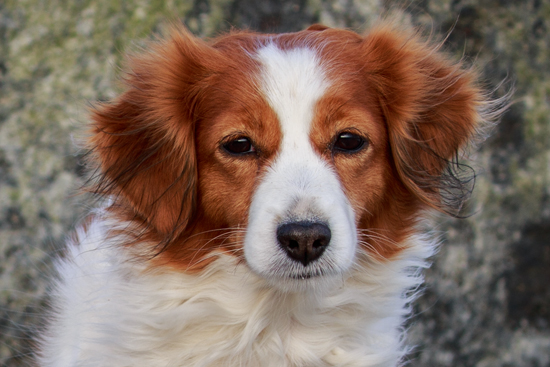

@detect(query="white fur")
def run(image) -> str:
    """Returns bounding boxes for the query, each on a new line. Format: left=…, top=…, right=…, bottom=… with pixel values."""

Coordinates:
left=39, top=214, right=434, bottom=367
left=245, top=44, right=356, bottom=291
left=38, top=43, right=437, bottom=366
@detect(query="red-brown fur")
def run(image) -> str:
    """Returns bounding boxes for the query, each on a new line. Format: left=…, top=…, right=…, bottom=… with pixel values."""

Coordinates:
left=88, top=23, right=484, bottom=269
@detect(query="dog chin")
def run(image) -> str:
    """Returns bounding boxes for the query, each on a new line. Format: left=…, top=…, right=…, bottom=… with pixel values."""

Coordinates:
left=255, top=266, right=347, bottom=293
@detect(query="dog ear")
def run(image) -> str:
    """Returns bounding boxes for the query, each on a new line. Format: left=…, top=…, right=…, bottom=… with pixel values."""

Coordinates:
left=307, top=24, right=330, bottom=31
left=89, top=26, right=219, bottom=237
left=361, top=24, right=486, bottom=215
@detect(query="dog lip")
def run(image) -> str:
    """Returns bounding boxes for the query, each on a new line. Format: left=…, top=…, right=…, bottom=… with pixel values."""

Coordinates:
left=288, top=271, right=323, bottom=280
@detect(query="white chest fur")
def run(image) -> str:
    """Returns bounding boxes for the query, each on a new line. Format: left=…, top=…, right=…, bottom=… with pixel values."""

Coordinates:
left=38, top=216, right=434, bottom=367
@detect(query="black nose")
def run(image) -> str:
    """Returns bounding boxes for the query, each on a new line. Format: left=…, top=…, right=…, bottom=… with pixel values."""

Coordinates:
left=276, top=221, right=331, bottom=266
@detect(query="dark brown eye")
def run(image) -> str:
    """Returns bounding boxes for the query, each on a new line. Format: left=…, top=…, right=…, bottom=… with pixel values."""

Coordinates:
left=333, top=132, right=366, bottom=153
left=222, top=137, right=255, bottom=155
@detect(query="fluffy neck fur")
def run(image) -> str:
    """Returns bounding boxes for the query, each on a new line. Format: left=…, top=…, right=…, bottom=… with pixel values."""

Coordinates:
left=38, top=211, right=434, bottom=367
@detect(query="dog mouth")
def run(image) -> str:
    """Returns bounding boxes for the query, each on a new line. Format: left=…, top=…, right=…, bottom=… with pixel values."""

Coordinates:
left=288, top=270, right=324, bottom=280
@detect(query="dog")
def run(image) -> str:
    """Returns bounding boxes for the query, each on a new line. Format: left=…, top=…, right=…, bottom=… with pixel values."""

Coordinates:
left=37, top=22, right=500, bottom=366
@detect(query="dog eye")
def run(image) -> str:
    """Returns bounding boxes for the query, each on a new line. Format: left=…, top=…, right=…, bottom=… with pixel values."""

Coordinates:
left=333, top=132, right=366, bottom=153
left=222, top=137, right=255, bottom=155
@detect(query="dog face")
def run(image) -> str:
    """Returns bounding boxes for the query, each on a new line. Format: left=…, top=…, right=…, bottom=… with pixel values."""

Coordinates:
left=243, top=44, right=389, bottom=289
left=89, top=24, right=482, bottom=290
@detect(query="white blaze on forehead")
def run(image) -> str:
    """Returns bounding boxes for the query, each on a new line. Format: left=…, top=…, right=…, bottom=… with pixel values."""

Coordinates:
left=244, top=42, right=357, bottom=289
left=255, top=43, right=330, bottom=143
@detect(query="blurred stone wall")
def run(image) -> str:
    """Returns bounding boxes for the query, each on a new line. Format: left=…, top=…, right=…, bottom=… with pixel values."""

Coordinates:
left=1, top=0, right=548, bottom=366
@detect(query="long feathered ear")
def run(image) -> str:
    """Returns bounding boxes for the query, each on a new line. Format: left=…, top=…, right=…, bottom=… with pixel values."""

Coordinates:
left=89, top=25, right=219, bottom=236
left=362, top=24, right=491, bottom=216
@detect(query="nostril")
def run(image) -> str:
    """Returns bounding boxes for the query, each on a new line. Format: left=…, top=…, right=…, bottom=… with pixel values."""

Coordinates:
left=276, top=221, right=331, bottom=266
left=288, top=240, right=299, bottom=250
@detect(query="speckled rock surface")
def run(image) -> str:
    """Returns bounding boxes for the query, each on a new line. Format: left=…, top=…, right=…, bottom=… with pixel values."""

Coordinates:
left=1, top=1, right=548, bottom=366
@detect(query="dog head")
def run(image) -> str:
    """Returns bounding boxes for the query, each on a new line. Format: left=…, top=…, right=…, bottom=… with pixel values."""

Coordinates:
left=89, top=24, right=486, bottom=290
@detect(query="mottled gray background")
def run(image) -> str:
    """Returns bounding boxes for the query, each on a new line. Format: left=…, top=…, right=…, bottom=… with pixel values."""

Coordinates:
left=1, top=0, right=548, bottom=366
